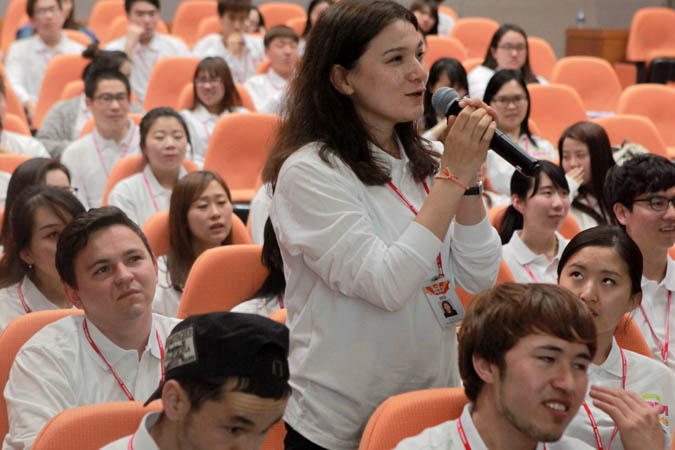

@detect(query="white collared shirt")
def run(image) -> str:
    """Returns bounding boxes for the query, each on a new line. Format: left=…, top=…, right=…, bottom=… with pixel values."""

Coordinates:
left=468, top=65, right=549, bottom=103
left=243, top=68, right=289, bottom=114
left=502, top=231, right=568, bottom=284
left=565, top=339, right=675, bottom=449
left=271, top=140, right=502, bottom=449
left=395, top=403, right=594, bottom=449
left=0, top=130, right=50, bottom=158
left=230, top=296, right=282, bottom=317
left=74, top=94, right=92, bottom=138
left=4, top=32, right=85, bottom=105
left=249, top=183, right=273, bottom=245
left=60, top=120, right=141, bottom=209
left=2, top=313, right=180, bottom=450
left=437, top=11, right=456, bottom=36
left=0, top=277, right=74, bottom=334
left=106, top=34, right=190, bottom=103
left=99, top=411, right=160, bottom=450
left=192, top=34, right=265, bottom=84
left=108, top=164, right=188, bottom=227
left=151, top=256, right=181, bottom=318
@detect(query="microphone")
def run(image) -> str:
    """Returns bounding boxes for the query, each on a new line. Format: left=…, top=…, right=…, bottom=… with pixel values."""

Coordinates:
left=431, top=87, right=541, bottom=177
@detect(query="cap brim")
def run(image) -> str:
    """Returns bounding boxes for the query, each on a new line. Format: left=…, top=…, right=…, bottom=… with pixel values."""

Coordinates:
left=143, top=382, right=164, bottom=407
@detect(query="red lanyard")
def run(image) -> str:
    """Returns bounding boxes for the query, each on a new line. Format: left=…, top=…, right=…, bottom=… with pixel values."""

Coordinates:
left=387, top=180, right=445, bottom=278
left=202, top=121, right=212, bottom=143
left=639, top=290, right=671, bottom=363
left=523, top=264, right=538, bottom=283
left=142, top=173, right=160, bottom=213
left=456, top=416, right=546, bottom=450
left=135, top=47, right=158, bottom=74
left=17, top=283, right=31, bottom=314
left=92, top=127, right=136, bottom=177
left=266, top=72, right=285, bottom=91
left=582, top=346, right=627, bottom=450
left=83, top=319, right=165, bottom=401
left=127, top=432, right=136, bottom=450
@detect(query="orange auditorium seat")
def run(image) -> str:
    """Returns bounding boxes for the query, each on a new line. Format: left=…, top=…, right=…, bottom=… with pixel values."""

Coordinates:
left=171, top=1, right=218, bottom=49
left=593, top=114, right=669, bottom=159
left=259, top=3, right=307, bottom=29
left=1, top=0, right=29, bottom=59
left=424, top=36, right=466, bottom=70
left=286, top=17, right=306, bottom=37
left=143, top=57, right=200, bottom=111
left=438, top=5, right=459, bottom=22
left=3, top=83, right=29, bottom=127
left=528, top=83, right=587, bottom=145
left=449, top=17, right=499, bottom=60
left=0, top=154, right=30, bottom=174
left=60, top=80, right=84, bottom=100
left=551, top=56, right=623, bottom=114
left=104, top=16, right=170, bottom=45
left=527, top=36, right=557, bottom=80
left=63, top=29, right=93, bottom=47
left=615, top=315, right=653, bottom=358
left=196, top=16, right=222, bottom=42
left=461, top=57, right=483, bottom=75
left=456, top=259, right=515, bottom=309
left=626, top=7, right=675, bottom=63
left=88, top=0, right=126, bottom=44
left=3, top=114, right=31, bottom=136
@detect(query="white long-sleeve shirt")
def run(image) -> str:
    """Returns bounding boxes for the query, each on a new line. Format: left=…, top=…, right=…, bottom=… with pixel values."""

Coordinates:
left=502, top=231, right=568, bottom=284
left=271, top=140, right=502, bottom=449
left=0, top=131, right=50, bottom=158
left=192, top=34, right=265, bottom=84
left=243, top=68, right=288, bottom=114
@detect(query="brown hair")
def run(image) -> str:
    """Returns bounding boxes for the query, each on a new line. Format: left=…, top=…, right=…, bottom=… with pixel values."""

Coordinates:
left=458, top=283, right=596, bottom=402
left=482, top=24, right=538, bottom=84
left=190, top=57, right=242, bottom=114
left=263, top=25, right=299, bottom=48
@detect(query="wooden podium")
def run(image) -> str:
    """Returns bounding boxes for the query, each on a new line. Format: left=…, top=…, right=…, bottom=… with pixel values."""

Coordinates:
left=565, top=28, right=629, bottom=64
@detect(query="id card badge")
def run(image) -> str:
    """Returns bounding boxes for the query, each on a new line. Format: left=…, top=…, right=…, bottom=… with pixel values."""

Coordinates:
left=423, top=277, right=465, bottom=328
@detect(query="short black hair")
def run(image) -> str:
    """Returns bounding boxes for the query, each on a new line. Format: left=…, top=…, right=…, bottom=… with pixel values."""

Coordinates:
left=125, top=0, right=160, bottom=14
left=27, top=0, right=62, bottom=18
left=84, top=69, right=131, bottom=100
left=217, top=0, right=252, bottom=17
left=264, top=25, right=299, bottom=48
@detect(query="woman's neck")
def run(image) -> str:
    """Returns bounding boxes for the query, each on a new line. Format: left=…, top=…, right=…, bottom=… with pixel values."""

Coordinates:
left=204, top=103, right=222, bottom=115
left=504, top=128, right=520, bottom=142
left=593, top=331, right=614, bottom=365
left=152, top=166, right=181, bottom=190
left=367, top=121, right=399, bottom=159
left=192, top=239, right=218, bottom=259
left=30, top=272, right=70, bottom=308
left=520, top=228, right=558, bottom=261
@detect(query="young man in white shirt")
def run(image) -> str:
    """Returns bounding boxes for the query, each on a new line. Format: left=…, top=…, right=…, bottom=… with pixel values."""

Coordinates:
left=192, top=0, right=265, bottom=84
left=105, top=0, right=189, bottom=103
left=99, top=311, right=291, bottom=450
left=396, top=283, right=597, bottom=450
left=2, top=207, right=181, bottom=450
left=604, top=153, right=675, bottom=372
left=4, top=0, right=85, bottom=126
left=0, top=75, right=50, bottom=158
left=244, top=26, right=299, bottom=115
left=61, top=69, right=141, bottom=209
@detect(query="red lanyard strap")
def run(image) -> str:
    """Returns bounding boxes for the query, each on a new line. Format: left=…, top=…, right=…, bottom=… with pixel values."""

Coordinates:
left=523, top=264, right=538, bottom=283
left=92, top=127, right=137, bottom=177
left=142, top=173, right=160, bottom=213
left=17, top=283, right=31, bottom=314
left=639, top=290, right=671, bottom=363
left=127, top=432, right=136, bottom=450
left=457, top=416, right=546, bottom=450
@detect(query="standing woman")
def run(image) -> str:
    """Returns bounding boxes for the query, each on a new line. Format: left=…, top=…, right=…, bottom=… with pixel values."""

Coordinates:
left=107, top=107, right=190, bottom=227
left=179, top=57, right=248, bottom=169
left=558, top=226, right=673, bottom=450
left=0, top=185, right=85, bottom=332
left=558, top=121, right=616, bottom=230
left=262, top=1, right=501, bottom=448
left=421, top=57, right=467, bottom=140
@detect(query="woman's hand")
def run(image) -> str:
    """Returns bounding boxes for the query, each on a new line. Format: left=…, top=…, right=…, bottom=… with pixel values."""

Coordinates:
left=589, top=386, right=665, bottom=450
left=566, top=166, right=585, bottom=186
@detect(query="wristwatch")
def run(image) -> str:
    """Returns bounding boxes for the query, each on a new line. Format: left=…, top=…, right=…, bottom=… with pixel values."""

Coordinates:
left=463, top=180, right=484, bottom=196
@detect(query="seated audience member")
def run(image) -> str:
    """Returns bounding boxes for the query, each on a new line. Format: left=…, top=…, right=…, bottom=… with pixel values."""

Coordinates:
left=0, top=75, right=50, bottom=158
left=421, top=57, right=468, bottom=141
left=559, top=226, right=673, bottom=450
left=0, top=186, right=85, bottom=333
left=245, top=5, right=266, bottom=34
left=501, top=161, right=571, bottom=284
left=558, top=121, right=615, bottom=231
left=244, top=26, right=299, bottom=114
left=468, top=24, right=547, bottom=101
left=483, top=69, right=557, bottom=196
left=298, top=0, right=333, bottom=55
left=396, top=283, right=597, bottom=449
left=179, top=57, right=248, bottom=168
left=60, top=69, right=141, bottom=209
left=433, top=0, right=455, bottom=36
left=99, top=311, right=290, bottom=450
left=604, top=154, right=675, bottom=371
left=409, top=0, right=438, bottom=36
left=37, top=44, right=143, bottom=158
left=2, top=206, right=180, bottom=450
left=193, top=0, right=265, bottom=84
left=153, top=171, right=233, bottom=317
left=108, top=108, right=190, bottom=227
left=16, top=0, right=98, bottom=43
left=105, top=0, right=190, bottom=104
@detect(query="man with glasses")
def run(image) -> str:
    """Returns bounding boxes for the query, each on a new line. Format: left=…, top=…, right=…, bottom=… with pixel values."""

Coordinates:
left=60, top=70, right=141, bottom=209
left=4, top=0, right=85, bottom=127
left=106, top=0, right=189, bottom=104
left=604, top=153, right=675, bottom=372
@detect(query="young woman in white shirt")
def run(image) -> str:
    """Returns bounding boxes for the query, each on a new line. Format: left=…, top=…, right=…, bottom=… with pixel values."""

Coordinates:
left=153, top=171, right=234, bottom=317
left=409, top=0, right=438, bottom=36
left=420, top=57, right=468, bottom=141
left=179, top=57, right=248, bottom=168
left=0, top=185, right=85, bottom=332
left=107, top=107, right=190, bottom=227
left=501, top=160, right=571, bottom=284
left=558, top=121, right=616, bottom=231
left=558, top=226, right=674, bottom=450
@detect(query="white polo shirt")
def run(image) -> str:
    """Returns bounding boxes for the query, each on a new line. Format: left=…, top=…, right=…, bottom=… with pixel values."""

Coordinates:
left=99, top=412, right=160, bottom=450
left=192, top=34, right=265, bottom=84
left=502, top=231, right=568, bottom=284
left=151, top=256, right=181, bottom=318
left=2, top=313, right=180, bottom=450
left=60, top=120, right=141, bottom=209
left=0, top=130, right=50, bottom=158
left=4, top=33, right=85, bottom=105
left=249, top=183, right=273, bottom=245
left=243, top=68, right=289, bottom=114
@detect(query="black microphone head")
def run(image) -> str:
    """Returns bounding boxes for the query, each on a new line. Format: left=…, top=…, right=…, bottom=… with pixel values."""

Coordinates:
left=431, top=87, right=460, bottom=116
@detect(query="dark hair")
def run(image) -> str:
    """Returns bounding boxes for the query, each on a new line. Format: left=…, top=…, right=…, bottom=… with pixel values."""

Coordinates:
left=26, top=0, right=61, bottom=18
left=1, top=158, right=71, bottom=248
left=262, top=0, right=438, bottom=188
left=167, top=171, right=233, bottom=291
left=604, top=153, right=675, bottom=224
left=303, top=0, right=334, bottom=37
left=482, top=24, right=538, bottom=84
left=251, top=217, right=286, bottom=302
left=56, top=206, right=154, bottom=288
left=483, top=69, right=537, bottom=145
left=217, top=0, right=251, bottom=16
left=0, top=185, right=85, bottom=288
left=81, top=44, right=130, bottom=81
left=0, top=74, right=5, bottom=99
left=264, top=25, right=299, bottom=48
left=125, top=0, right=159, bottom=14
left=558, top=121, right=615, bottom=225
left=139, top=107, right=191, bottom=162
left=500, top=160, right=569, bottom=244
left=422, top=58, right=467, bottom=130
left=191, top=57, right=242, bottom=113
left=459, top=283, right=596, bottom=402
left=84, top=69, right=131, bottom=100
left=409, top=0, right=438, bottom=35
left=557, top=226, right=643, bottom=296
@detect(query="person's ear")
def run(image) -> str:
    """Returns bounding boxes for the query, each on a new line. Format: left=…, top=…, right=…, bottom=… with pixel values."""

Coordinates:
left=64, top=282, right=83, bottom=309
left=613, top=203, right=630, bottom=227
left=162, top=380, right=192, bottom=421
left=19, top=248, right=34, bottom=267
left=330, top=64, right=354, bottom=96
left=628, top=292, right=642, bottom=312
left=512, top=195, right=525, bottom=215
left=85, top=96, right=93, bottom=112
left=473, top=354, right=499, bottom=384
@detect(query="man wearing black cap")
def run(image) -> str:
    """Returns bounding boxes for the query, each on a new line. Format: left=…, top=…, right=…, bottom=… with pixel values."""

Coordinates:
left=100, top=311, right=291, bottom=450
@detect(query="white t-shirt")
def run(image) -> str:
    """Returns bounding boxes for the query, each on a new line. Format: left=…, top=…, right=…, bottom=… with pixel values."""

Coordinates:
left=271, top=140, right=502, bottom=449
left=565, top=339, right=675, bottom=449
left=151, top=256, right=181, bottom=318
left=468, top=64, right=549, bottom=102
left=192, top=34, right=265, bottom=84
left=60, top=120, right=141, bottom=209
left=99, top=412, right=160, bottom=450
left=502, top=231, right=568, bottom=284
left=0, top=131, right=50, bottom=158
left=249, top=183, right=273, bottom=245
left=2, top=314, right=180, bottom=450
left=243, top=68, right=289, bottom=114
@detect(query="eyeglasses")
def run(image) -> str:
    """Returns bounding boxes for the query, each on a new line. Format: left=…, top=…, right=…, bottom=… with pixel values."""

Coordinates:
left=492, top=95, right=527, bottom=107
left=195, top=77, right=223, bottom=85
left=497, top=43, right=527, bottom=52
left=633, top=195, right=675, bottom=212
left=94, top=93, right=130, bottom=105
left=34, top=5, right=60, bottom=17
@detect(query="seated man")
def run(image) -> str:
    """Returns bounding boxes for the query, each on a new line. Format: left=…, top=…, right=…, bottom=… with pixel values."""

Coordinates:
left=244, top=25, right=299, bottom=115
left=106, top=0, right=189, bottom=103
left=100, top=311, right=291, bottom=449
left=0, top=75, right=50, bottom=158
left=2, top=207, right=180, bottom=450
left=60, top=69, right=141, bottom=209
left=604, top=153, right=675, bottom=371
left=396, top=283, right=596, bottom=450
left=193, top=0, right=265, bottom=84
left=4, top=0, right=85, bottom=126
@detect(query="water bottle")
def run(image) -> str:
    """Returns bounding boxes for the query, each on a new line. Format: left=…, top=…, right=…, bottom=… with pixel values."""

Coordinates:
left=576, top=8, right=586, bottom=28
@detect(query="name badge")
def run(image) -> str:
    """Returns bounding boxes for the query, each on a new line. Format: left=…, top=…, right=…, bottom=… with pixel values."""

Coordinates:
left=423, top=276, right=465, bottom=327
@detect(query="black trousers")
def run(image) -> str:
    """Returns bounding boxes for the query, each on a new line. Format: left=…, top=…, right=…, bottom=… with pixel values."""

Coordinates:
left=284, top=422, right=328, bottom=450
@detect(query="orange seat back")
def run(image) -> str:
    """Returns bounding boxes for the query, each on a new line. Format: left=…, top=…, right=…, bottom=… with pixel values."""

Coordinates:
left=286, top=17, right=307, bottom=37
left=259, top=2, right=307, bottom=29
left=104, top=16, right=169, bottom=45
left=488, top=205, right=580, bottom=240
left=456, top=259, right=515, bottom=309
left=438, top=5, right=459, bottom=22
left=424, top=36, right=467, bottom=70
left=461, top=57, right=483, bottom=75
left=60, top=80, right=84, bottom=100
left=449, top=17, right=499, bottom=59
left=551, top=56, right=623, bottom=113
left=614, top=314, right=653, bottom=358
left=171, top=1, right=218, bottom=49
left=626, top=7, right=675, bottom=62
left=256, top=59, right=271, bottom=74
left=1, top=0, right=29, bottom=58
left=143, top=57, right=200, bottom=111
left=3, top=82, right=29, bottom=127
left=527, top=36, right=557, bottom=80
left=196, top=16, right=222, bottom=42
left=0, top=154, right=30, bottom=174
left=34, top=54, right=89, bottom=129
left=593, top=114, right=669, bottom=159
left=3, top=114, right=31, bottom=136
left=88, top=0, right=126, bottom=44
left=617, top=84, right=675, bottom=148
left=63, top=29, right=93, bottom=47
left=269, top=308, right=286, bottom=324
left=79, top=113, right=144, bottom=138
left=528, top=83, right=587, bottom=145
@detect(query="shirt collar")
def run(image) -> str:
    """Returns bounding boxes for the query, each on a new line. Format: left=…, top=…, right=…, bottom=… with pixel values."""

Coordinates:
left=143, top=164, right=187, bottom=196
left=192, top=104, right=217, bottom=122
left=462, top=403, right=548, bottom=449
left=133, top=412, right=161, bottom=450
left=34, top=31, right=67, bottom=52
left=642, top=256, right=675, bottom=291
left=592, top=337, right=623, bottom=379
left=266, top=68, right=288, bottom=88
left=509, top=231, right=564, bottom=266
left=93, top=119, right=137, bottom=147
left=21, top=276, right=72, bottom=312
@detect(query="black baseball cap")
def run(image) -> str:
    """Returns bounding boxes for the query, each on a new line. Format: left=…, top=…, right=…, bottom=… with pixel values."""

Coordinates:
left=145, top=311, right=289, bottom=405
